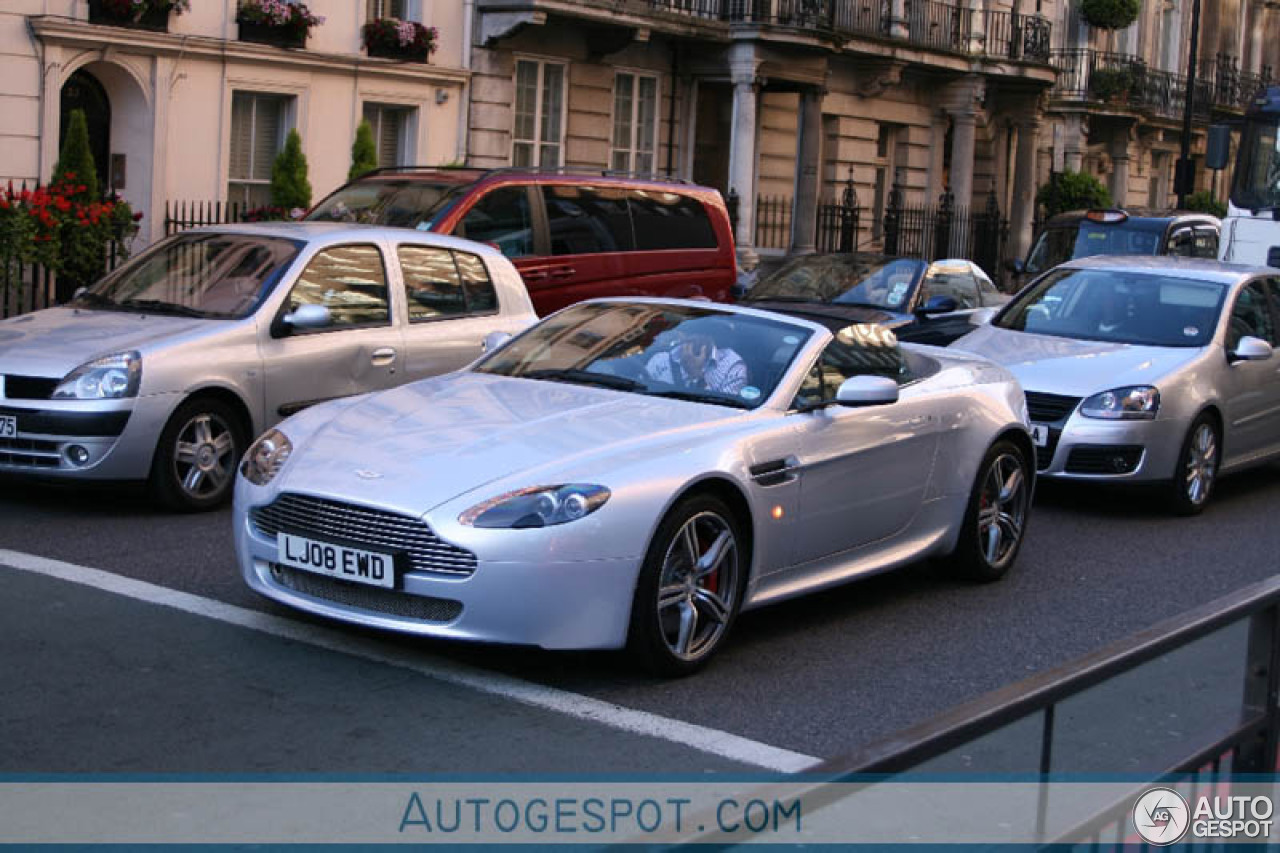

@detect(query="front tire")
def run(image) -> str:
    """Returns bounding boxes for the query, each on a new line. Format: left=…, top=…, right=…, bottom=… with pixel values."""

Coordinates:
left=1169, top=414, right=1219, bottom=516
left=627, top=495, right=746, bottom=677
left=951, top=439, right=1032, bottom=582
left=149, top=397, right=245, bottom=512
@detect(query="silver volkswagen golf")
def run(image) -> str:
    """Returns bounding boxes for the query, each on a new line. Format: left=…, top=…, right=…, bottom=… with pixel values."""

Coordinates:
left=0, top=223, right=536, bottom=510
left=955, top=256, right=1280, bottom=514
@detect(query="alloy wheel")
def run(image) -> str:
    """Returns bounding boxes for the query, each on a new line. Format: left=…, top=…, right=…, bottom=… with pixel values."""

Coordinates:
left=171, top=412, right=236, bottom=500
left=1185, top=422, right=1218, bottom=506
left=976, top=452, right=1028, bottom=569
left=655, top=511, right=740, bottom=662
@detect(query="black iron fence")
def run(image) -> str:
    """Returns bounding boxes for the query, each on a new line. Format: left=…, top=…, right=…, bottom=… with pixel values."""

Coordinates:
left=983, top=7, right=1051, bottom=62
left=883, top=188, right=1008, bottom=275
left=164, top=199, right=250, bottom=235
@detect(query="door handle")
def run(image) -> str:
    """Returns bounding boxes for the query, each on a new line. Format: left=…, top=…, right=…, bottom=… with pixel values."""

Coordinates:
left=371, top=347, right=397, bottom=367
left=523, top=270, right=550, bottom=282
left=549, top=267, right=576, bottom=278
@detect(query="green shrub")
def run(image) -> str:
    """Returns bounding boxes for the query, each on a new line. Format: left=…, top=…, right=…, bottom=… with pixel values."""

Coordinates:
left=1089, top=67, right=1135, bottom=101
left=349, top=120, right=378, bottom=180
left=1036, top=170, right=1113, bottom=218
left=53, top=109, right=99, bottom=202
left=1184, top=190, right=1227, bottom=218
left=1080, top=0, right=1140, bottom=30
left=270, top=129, right=312, bottom=212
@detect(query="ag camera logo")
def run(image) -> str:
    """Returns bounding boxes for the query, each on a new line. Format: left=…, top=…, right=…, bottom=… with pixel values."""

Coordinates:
left=1133, top=788, right=1189, bottom=846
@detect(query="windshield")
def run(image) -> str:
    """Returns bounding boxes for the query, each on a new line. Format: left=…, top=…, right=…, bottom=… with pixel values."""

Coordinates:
left=745, top=255, right=927, bottom=310
left=71, top=232, right=301, bottom=319
left=1024, top=225, right=1078, bottom=274
left=306, top=179, right=465, bottom=229
left=475, top=302, right=814, bottom=409
left=1230, top=115, right=1280, bottom=211
left=995, top=268, right=1226, bottom=347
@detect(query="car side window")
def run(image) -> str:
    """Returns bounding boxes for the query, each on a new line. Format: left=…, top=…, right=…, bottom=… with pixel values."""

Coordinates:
left=542, top=185, right=634, bottom=256
left=453, top=251, right=499, bottom=313
left=1167, top=227, right=1196, bottom=257
left=972, top=264, right=1001, bottom=304
left=285, top=244, right=390, bottom=329
left=921, top=262, right=979, bottom=309
left=1194, top=227, right=1219, bottom=259
left=398, top=246, right=467, bottom=321
left=456, top=187, right=534, bottom=259
left=791, top=325, right=914, bottom=409
left=1228, top=280, right=1277, bottom=349
left=628, top=190, right=718, bottom=250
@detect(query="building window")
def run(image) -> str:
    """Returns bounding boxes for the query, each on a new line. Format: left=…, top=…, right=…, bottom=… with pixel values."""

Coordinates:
left=612, top=72, right=658, bottom=174
left=363, top=103, right=413, bottom=168
left=367, top=0, right=420, bottom=20
left=229, top=92, right=290, bottom=208
left=512, top=59, right=565, bottom=168
left=872, top=123, right=902, bottom=239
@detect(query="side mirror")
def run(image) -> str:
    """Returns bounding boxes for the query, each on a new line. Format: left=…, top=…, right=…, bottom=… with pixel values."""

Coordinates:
left=730, top=282, right=749, bottom=300
left=1206, top=124, right=1232, bottom=171
left=283, top=304, right=331, bottom=331
left=482, top=330, right=513, bottom=353
left=1230, top=335, right=1273, bottom=362
left=835, top=375, right=899, bottom=407
left=917, top=295, right=959, bottom=316
left=1010, top=259, right=1027, bottom=275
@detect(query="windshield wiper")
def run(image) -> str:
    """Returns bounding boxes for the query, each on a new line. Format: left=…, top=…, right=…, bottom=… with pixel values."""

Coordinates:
left=640, top=389, right=752, bottom=409
left=521, top=368, right=642, bottom=391
left=744, top=295, right=822, bottom=303
left=118, top=299, right=209, bottom=318
left=72, top=291, right=119, bottom=309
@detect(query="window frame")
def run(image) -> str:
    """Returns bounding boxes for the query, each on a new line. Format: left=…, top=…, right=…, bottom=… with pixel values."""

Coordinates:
left=362, top=102, right=416, bottom=169
left=511, top=57, right=568, bottom=168
left=228, top=91, right=293, bottom=208
left=274, top=243, right=394, bottom=336
left=397, top=245, right=502, bottom=324
left=610, top=70, right=661, bottom=175
left=366, top=0, right=421, bottom=21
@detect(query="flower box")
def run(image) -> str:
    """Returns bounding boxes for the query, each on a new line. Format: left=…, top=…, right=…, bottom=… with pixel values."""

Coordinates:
left=363, top=19, right=437, bottom=63
left=87, top=0, right=188, bottom=32
left=237, top=20, right=308, bottom=49
left=236, top=0, right=323, bottom=50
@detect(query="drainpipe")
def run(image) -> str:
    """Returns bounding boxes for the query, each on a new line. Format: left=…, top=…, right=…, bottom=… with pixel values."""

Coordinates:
left=458, top=0, right=475, bottom=164
left=665, top=43, right=679, bottom=177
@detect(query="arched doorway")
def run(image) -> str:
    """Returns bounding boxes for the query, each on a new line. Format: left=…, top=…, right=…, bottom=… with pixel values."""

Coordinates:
left=60, top=70, right=112, bottom=194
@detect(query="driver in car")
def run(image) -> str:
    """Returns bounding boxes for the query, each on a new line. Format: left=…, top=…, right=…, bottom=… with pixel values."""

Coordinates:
left=646, top=328, right=748, bottom=395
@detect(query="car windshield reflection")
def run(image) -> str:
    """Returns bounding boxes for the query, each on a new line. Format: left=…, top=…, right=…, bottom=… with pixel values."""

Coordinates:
left=474, top=302, right=815, bottom=409
left=995, top=269, right=1228, bottom=348
left=745, top=254, right=927, bottom=310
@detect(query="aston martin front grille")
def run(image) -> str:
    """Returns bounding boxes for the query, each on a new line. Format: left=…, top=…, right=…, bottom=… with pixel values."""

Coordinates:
left=250, top=493, right=477, bottom=577
left=270, top=564, right=464, bottom=622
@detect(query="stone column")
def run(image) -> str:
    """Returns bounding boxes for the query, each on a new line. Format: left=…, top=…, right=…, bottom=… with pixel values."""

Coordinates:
left=150, top=56, right=174, bottom=245
left=1009, top=118, right=1040, bottom=260
left=1062, top=114, right=1087, bottom=173
left=889, top=0, right=908, bottom=39
left=949, top=109, right=977, bottom=212
left=727, top=45, right=761, bottom=250
left=1108, top=134, right=1131, bottom=208
left=790, top=88, right=823, bottom=254
left=967, top=0, right=988, bottom=54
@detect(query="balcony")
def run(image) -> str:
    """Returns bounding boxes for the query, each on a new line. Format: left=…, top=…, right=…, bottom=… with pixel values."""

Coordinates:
left=477, top=0, right=1052, bottom=64
left=1051, top=49, right=1276, bottom=123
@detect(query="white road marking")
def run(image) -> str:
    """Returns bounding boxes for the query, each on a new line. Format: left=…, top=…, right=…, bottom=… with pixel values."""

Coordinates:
left=0, top=548, right=820, bottom=773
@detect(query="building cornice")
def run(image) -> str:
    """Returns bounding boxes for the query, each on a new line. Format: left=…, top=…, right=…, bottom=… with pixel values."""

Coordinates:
left=30, top=16, right=470, bottom=87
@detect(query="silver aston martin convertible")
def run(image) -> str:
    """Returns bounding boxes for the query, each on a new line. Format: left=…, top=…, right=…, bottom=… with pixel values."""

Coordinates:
left=233, top=299, right=1034, bottom=674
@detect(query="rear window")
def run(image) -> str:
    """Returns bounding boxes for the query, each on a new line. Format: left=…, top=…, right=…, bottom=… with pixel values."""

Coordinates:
left=1072, top=221, right=1163, bottom=258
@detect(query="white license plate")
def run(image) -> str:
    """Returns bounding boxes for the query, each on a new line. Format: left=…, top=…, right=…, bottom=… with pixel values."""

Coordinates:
left=1030, top=423, right=1050, bottom=448
left=277, top=533, right=395, bottom=589
left=0, top=415, right=15, bottom=439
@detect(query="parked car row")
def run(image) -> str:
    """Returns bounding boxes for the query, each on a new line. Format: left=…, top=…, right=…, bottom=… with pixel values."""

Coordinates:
left=0, top=171, right=1269, bottom=675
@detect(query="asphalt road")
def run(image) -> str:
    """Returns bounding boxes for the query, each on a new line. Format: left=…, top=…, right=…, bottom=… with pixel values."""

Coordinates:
left=2, top=468, right=1278, bottom=772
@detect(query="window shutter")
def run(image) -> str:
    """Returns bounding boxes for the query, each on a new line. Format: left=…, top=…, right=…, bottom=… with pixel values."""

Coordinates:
left=252, top=97, right=283, bottom=182
left=379, top=109, right=401, bottom=167
left=229, top=93, right=253, bottom=181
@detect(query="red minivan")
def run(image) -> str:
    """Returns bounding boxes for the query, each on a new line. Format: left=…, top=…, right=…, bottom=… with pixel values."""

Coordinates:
left=306, top=169, right=737, bottom=315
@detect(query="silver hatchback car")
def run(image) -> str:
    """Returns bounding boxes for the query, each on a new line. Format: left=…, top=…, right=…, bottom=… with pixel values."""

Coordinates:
left=0, top=223, right=536, bottom=510
left=955, top=256, right=1280, bottom=514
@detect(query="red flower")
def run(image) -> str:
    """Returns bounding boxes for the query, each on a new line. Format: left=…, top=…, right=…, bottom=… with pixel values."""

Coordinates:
left=132, top=212, right=144, bottom=221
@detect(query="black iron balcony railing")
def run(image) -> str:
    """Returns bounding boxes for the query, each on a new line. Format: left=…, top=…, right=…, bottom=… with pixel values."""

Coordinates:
left=1052, top=48, right=1275, bottom=121
left=638, top=0, right=1051, bottom=63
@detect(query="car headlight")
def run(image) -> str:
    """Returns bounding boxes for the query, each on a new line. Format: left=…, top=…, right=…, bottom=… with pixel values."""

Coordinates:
left=459, top=484, right=610, bottom=529
left=52, top=351, right=141, bottom=399
left=240, top=429, right=293, bottom=486
left=1080, top=386, right=1160, bottom=420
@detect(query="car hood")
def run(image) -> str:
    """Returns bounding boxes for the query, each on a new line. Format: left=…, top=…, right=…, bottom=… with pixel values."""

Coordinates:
left=954, top=324, right=1201, bottom=396
left=280, top=372, right=743, bottom=512
left=742, top=300, right=912, bottom=331
left=0, top=307, right=213, bottom=377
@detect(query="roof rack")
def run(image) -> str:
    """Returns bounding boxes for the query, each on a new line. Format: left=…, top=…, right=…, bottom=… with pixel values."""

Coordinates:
left=356, top=164, right=692, bottom=184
